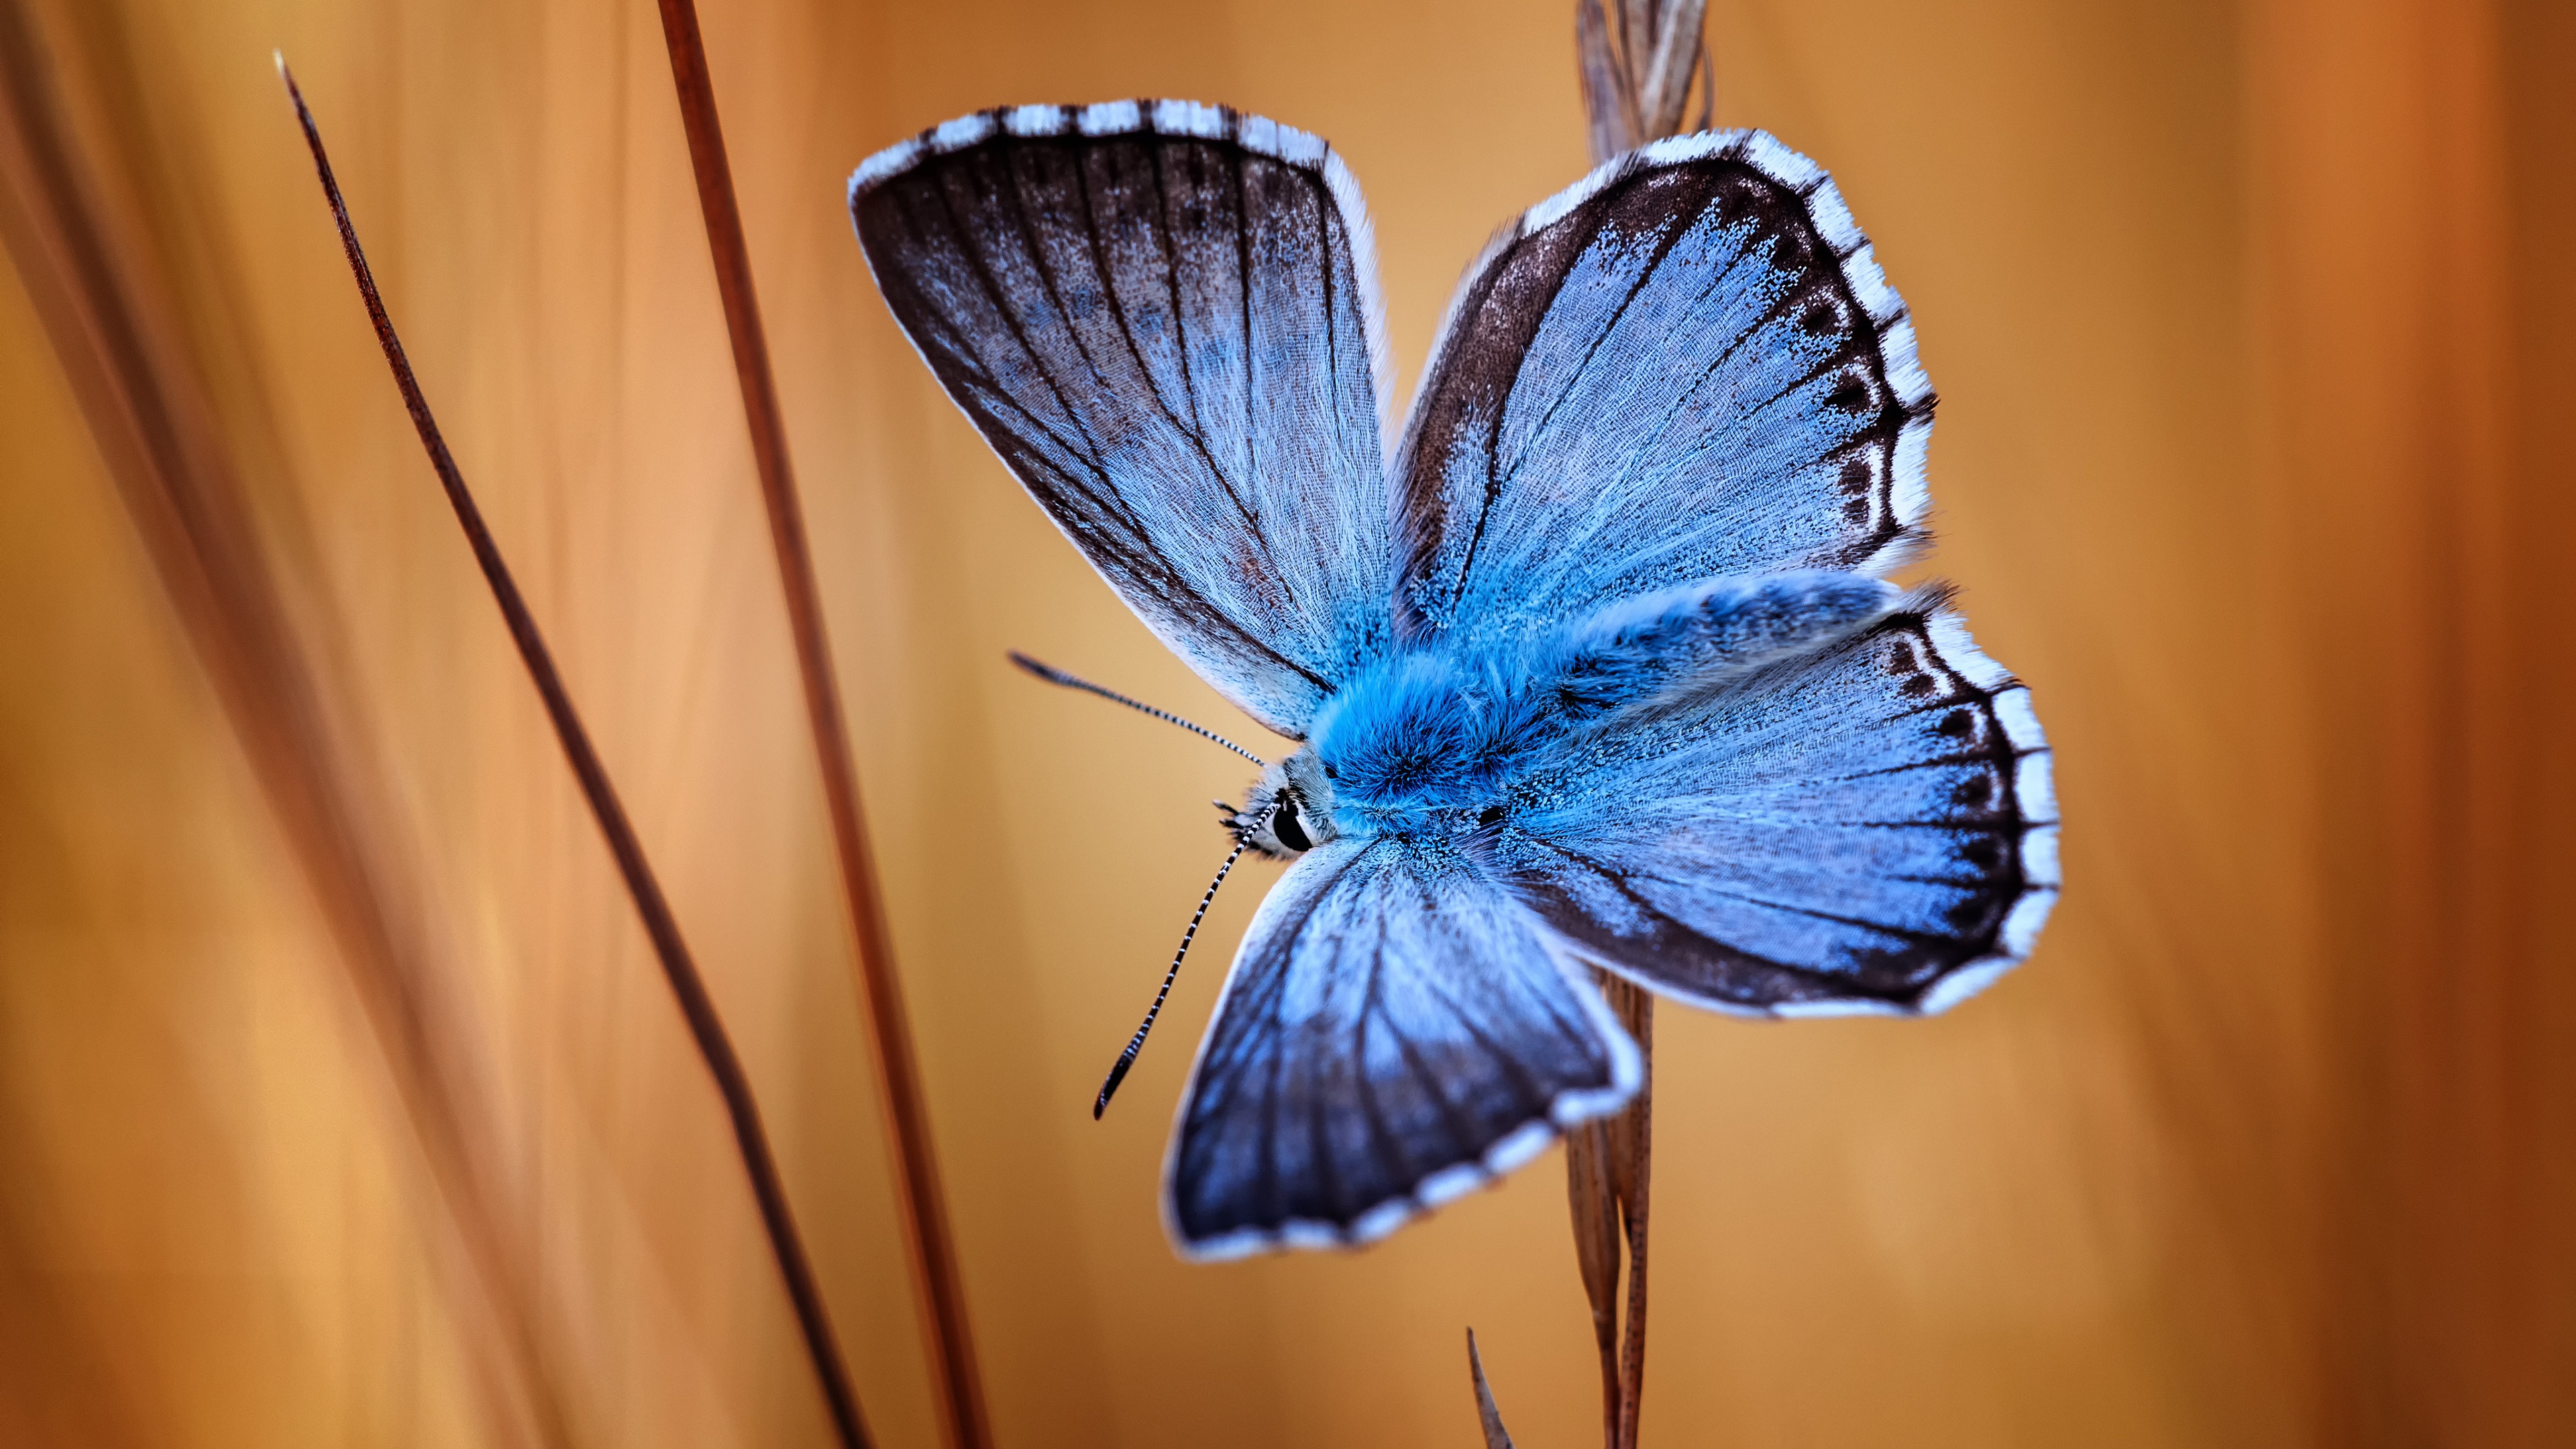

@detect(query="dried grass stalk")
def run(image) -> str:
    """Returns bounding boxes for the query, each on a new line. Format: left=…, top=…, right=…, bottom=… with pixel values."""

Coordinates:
left=1466, top=1330, right=1519, bottom=1449
left=1633, top=0, right=1709, bottom=140
left=279, top=61, right=872, bottom=1449
left=1564, top=1105, right=1623, bottom=1435
left=1474, top=4, right=1707, bottom=1432
left=1601, top=976, right=1653, bottom=1448
left=649, top=7, right=989, bottom=1445
left=1564, top=975, right=1654, bottom=1449
left=1473, top=5, right=1711, bottom=1440
left=1574, top=0, right=1713, bottom=158
left=1575, top=0, right=1639, bottom=162
left=0, top=7, right=568, bottom=1447
left=1563, top=8, right=1708, bottom=1445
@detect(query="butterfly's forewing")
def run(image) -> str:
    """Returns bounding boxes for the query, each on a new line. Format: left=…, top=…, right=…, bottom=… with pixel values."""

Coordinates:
left=1496, top=592, right=2057, bottom=1014
left=1394, top=132, right=1932, bottom=647
left=1167, top=838, right=1639, bottom=1259
left=852, top=103, right=1395, bottom=737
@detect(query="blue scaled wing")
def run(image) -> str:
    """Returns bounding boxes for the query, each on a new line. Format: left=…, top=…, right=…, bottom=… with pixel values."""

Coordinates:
left=851, top=102, right=1395, bottom=737
left=1493, top=594, right=2058, bottom=1014
left=1167, top=839, right=1639, bottom=1259
left=1395, top=131, right=1934, bottom=647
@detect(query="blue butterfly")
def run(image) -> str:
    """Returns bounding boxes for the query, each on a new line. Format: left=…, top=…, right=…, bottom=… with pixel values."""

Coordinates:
left=850, top=101, right=2057, bottom=1261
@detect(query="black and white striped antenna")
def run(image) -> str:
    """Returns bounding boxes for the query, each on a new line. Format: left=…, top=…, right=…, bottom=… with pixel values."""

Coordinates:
left=1093, top=839, right=1248, bottom=1119
left=1008, top=651, right=1265, bottom=767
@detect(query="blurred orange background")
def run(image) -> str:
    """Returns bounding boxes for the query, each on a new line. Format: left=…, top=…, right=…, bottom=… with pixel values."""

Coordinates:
left=4, top=0, right=2573, bottom=1444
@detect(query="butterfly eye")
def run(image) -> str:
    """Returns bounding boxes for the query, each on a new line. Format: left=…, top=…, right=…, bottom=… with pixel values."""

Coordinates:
left=1271, top=798, right=1313, bottom=853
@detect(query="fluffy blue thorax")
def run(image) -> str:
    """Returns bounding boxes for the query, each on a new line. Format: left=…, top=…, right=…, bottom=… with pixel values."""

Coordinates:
left=1307, top=649, right=1536, bottom=839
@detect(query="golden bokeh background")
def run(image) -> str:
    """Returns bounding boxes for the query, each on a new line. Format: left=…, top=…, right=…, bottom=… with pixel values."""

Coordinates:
left=4, top=0, right=2572, bottom=1444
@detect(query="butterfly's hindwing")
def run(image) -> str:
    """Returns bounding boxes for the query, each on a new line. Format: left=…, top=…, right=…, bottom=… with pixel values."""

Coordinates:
left=1167, top=838, right=1638, bottom=1259
left=1495, top=594, right=2057, bottom=1015
left=1395, top=131, right=1933, bottom=647
left=852, top=103, right=1395, bottom=736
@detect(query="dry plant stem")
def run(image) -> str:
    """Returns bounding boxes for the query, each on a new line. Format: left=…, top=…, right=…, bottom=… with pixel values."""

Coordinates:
left=1578, top=0, right=1714, bottom=154
left=1607, top=979, right=1653, bottom=1447
left=1566, top=976, right=1654, bottom=1449
left=1566, top=7, right=1708, bottom=1445
left=1563, top=1114, right=1623, bottom=1440
left=1466, top=1330, right=1519, bottom=1449
left=1575, top=0, right=1637, bottom=159
left=1474, top=15, right=1710, bottom=1449
left=648, top=8, right=990, bottom=1446
left=280, top=64, right=871, bottom=1449
left=0, top=13, right=570, bottom=1449
left=1635, top=0, right=1709, bottom=138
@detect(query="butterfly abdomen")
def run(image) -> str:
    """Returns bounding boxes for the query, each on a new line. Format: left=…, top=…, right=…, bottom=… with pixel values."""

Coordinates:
left=1523, top=571, right=1900, bottom=717
left=1305, top=570, right=1893, bottom=843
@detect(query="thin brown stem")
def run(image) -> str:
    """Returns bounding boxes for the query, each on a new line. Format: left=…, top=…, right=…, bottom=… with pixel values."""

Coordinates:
left=279, top=62, right=869, bottom=1449
left=1466, top=1330, right=1519, bottom=1449
left=1564, top=1117, right=1623, bottom=1446
left=1565, top=9, right=1705, bottom=1444
left=1606, top=979, right=1653, bottom=1449
left=646, top=8, right=989, bottom=1448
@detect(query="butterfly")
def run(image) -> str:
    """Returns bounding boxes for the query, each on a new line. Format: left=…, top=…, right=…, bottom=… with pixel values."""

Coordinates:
left=849, top=101, right=2057, bottom=1261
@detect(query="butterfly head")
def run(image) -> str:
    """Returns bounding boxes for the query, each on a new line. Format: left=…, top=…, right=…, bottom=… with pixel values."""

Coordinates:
left=1230, top=749, right=1338, bottom=860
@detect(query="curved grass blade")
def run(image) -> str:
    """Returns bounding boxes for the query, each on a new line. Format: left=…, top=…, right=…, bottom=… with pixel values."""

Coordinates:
left=647, top=7, right=990, bottom=1444
left=1466, top=1329, right=1518, bottom=1449
left=278, top=59, right=871, bottom=1449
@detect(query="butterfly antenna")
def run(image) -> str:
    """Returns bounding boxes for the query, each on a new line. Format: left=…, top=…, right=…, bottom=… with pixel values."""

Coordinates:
left=1009, top=651, right=1265, bottom=767
left=1095, top=839, right=1248, bottom=1120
